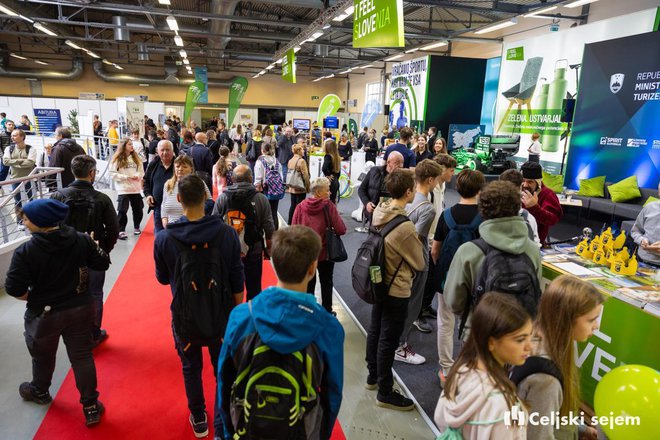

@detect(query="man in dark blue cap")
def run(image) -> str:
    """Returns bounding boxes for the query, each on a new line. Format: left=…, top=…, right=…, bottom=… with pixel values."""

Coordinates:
left=5, top=198, right=111, bottom=427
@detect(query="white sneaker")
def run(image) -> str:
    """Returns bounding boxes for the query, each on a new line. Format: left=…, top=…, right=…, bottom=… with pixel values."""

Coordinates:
left=394, top=344, right=426, bottom=365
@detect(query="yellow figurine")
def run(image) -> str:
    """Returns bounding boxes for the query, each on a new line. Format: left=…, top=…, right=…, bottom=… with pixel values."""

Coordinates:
left=589, top=235, right=602, bottom=254
left=593, top=249, right=607, bottom=265
left=601, top=227, right=613, bottom=246
left=576, top=238, right=593, bottom=259
left=612, top=231, right=626, bottom=250
left=611, top=255, right=638, bottom=276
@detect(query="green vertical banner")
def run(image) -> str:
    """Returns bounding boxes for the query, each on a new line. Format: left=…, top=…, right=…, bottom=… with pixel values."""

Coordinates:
left=183, top=80, right=205, bottom=126
left=282, top=49, right=296, bottom=83
left=353, top=0, right=404, bottom=48
left=228, top=76, right=249, bottom=127
left=317, top=94, right=341, bottom=124
left=194, top=66, right=208, bottom=103
left=349, top=118, right=358, bottom=136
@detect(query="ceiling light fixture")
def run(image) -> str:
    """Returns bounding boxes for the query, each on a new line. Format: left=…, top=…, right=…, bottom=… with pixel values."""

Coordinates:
left=158, top=0, right=171, bottom=5
left=474, top=17, right=518, bottom=35
left=333, top=14, right=348, bottom=22
left=252, top=74, right=260, bottom=78
left=179, top=50, right=187, bottom=58
left=166, top=15, right=179, bottom=31
left=259, top=70, right=267, bottom=75
left=293, top=46, right=301, bottom=53
left=34, top=22, right=57, bottom=36
left=312, top=77, right=323, bottom=82
left=384, top=54, right=404, bottom=61
left=420, top=41, right=448, bottom=51
left=339, top=68, right=352, bottom=74
left=266, top=64, right=275, bottom=70
left=174, top=35, right=184, bottom=46
left=326, top=74, right=335, bottom=78
left=564, top=0, right=599, bottom=8
left=84, top=49, right=101, bottom=58
left=344, top=6, right=355, bottom=15
left=10, top=53, right=27, bottom=60
left=34, top=60, right=49, bottom=65
left=65, top=40, right=82, bottom=50
left=113, top=64, right=124, bottom=70
left=523, top=6, right=557, bottom=18
left=0, top=3, right=18, bottom=16
left=187, top=70, right=193, bottom=75
left=309, top=31, right=323, bottom=41
left=183, top=58, right=190, bottom=65
left=360, top=64, right=373, bottom=69
left=139, top=83, right=150, bottom=87
left=404, top=47, right=419, bottom=54
left=322, top=24, right=331, bottom=30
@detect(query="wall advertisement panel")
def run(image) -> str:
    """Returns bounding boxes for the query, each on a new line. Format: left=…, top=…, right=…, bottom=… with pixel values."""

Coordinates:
left=494, top=9, right=656, bottom=172
left=389, top=55, right=429, bottom=131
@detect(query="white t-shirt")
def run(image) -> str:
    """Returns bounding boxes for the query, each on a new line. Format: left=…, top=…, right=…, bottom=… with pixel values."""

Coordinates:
left=528, top=140, right=542, bottom=155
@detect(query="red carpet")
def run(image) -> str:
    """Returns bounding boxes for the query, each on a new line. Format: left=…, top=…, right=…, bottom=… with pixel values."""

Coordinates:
left=34, top=217, right=346, bottom=439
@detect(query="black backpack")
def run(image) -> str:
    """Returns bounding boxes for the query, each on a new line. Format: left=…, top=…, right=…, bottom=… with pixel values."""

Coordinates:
left=170, top=233, right=234, bottom=346
left=229, top=302, right=325, bottom=440
left=62, top=190, right=99, bottom=235
left=9, top=143, right=32, bottom=155
left=459, top=238, right=541, bottom=337
left=224, top=187, right=262, bottom=256
left=352, top=215, right=410, bottom=304
left=510, top=356, right=564, bottom=388
left=434, top=209, right=481, bottom=293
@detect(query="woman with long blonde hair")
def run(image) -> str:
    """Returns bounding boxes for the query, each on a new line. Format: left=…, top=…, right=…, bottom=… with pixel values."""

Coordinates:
left=511, top=275, right=603, bottom=440
left=161, top=155, right=211, bottom=227
left=322, top=139, right=341, bottom=204
left=110, top=138, right=144, bottom=239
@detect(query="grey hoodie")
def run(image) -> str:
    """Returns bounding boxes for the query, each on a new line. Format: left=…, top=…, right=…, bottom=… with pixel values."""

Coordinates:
left=443, top=216, right=542, bottom=331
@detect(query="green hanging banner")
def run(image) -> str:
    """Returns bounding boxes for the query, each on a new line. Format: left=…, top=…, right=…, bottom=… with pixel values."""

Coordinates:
left=349, top=118, right=358, bottom=136
left=282, top=49, right=296, bottom=83
left=317, top=94, right=341, bottom=124
left=353, top=0, right=404, bottom=48
left=228, top=76, right=249, bottom=127
left=183, top=80, right=205, bottom=126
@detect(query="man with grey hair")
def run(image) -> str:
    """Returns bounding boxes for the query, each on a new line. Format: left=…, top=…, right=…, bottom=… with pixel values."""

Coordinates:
left=144, top=140, right=175, bottom=233
left=357, top=150, right=405, bottom=230
left=213, top=164, right=275, bottom=299
left=48, top=126, right=86, bottom=188
left=191, top=132, right=213, bottom=192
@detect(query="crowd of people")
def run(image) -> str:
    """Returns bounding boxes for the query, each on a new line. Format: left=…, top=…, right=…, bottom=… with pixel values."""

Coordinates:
left=2, top=112, right=658, bottom=440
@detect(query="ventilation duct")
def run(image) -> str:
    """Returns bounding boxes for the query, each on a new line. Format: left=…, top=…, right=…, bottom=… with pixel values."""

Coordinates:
left=314, top=45, right=328, bottom=58
left=113, top=16, right=130, bottom=42
left=136, top=43, right=150, bottom=61
left=0, top=57, right=84, bottom=80
left=208, top=0, right=239, bottom=59
left=92, top=61, right=234, bottom=87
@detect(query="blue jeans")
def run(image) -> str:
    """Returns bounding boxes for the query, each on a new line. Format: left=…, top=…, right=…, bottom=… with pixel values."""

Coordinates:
left=0, top=162, right=9, bottom=181
left=87, top=269, right=106, bottom=340
left=153, top=206, right=164, bottom=234
left=172, top=325, right=223, bottom=433
left=24, top=302, right=99, bottom=405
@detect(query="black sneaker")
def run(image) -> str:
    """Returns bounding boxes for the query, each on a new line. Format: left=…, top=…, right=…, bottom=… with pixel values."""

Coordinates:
left=413, top=317, right=433, bottom=333
left=376, top=389, right=414, bottom=411
left=93, top=329, right=108, bottom=348
left=189, top=412, right=209, bottom=438
left=421, top=307, right=436, bottom=319
left=19, top=382, right=52, bottom=405
left=365, top=375, right=378, bottom=390
left=83, top=401, right=105, bottom=427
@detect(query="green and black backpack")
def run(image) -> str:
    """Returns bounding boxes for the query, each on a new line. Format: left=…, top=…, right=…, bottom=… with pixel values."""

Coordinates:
left=229, top=301, right=325, bottom=440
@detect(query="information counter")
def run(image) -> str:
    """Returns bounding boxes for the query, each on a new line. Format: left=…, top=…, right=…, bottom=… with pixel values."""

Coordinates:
left=541, top=250, right=659, bottom=407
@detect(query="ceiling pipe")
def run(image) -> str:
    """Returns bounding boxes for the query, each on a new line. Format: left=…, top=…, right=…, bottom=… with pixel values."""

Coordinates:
left=0, top=57, right=84, bottom=79
left=112, top=16, right=130, bottom=42
left=92, top=61, right=234, bottom=87
left=208, top=0, right=239, bottom=58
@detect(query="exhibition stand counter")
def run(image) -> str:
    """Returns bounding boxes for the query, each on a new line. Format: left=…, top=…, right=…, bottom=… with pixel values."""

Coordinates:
left=541, top=249, right=659, bottom=408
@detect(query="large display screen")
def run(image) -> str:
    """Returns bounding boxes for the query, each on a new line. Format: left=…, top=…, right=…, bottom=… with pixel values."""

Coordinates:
left=323, top=117, right=339, bottom=129
left=565, top=31, right=660, bottom=190
left=292, top=118, right=310, bottom=130
left=258, top=108, right=286, bottom=125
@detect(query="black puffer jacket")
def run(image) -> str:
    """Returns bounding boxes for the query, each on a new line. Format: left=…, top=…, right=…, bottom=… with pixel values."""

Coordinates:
left=357, top=165, right=388, bottom=221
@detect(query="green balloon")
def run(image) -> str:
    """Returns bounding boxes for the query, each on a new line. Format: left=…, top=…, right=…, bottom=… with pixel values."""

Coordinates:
left=594, top=365, right=660, bottom=439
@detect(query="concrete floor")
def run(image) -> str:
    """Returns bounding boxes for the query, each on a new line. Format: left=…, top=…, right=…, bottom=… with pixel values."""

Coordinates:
left=0, top=198, right=437, bottom=439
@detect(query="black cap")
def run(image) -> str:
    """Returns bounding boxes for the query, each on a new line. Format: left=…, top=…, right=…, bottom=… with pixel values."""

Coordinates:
left=521, top=161, right=543, bottom=180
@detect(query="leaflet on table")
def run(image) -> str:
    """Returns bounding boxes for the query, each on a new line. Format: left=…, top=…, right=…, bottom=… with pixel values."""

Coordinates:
left=614, top=286, right=660, bottom=310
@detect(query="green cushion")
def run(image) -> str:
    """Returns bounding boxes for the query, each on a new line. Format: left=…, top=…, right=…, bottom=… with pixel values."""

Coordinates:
left=608, top=175, right=641, bottom=203
left=643, top=196, right=659, bottom=207
left=577, top=175, right=606, bottom=197
left=542, top=171, right=564, bottom=194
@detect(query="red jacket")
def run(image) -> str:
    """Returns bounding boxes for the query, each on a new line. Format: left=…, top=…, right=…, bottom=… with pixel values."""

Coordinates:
left=291, top=197, right=347, bottom=261
left=525, top=184, right=563, bottom=244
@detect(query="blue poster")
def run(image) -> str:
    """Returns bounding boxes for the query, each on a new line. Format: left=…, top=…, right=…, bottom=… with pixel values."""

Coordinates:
left=480, top=57, right=501, bottom=135
left=194, top=66, right=208, bottom=104
left=361, top=98, right=381, bottom=129
left=565, top=31, right=660, bottom=190
left=33, top=109, right=62, bottom=135
left=448, top=124, right=485, bottom=151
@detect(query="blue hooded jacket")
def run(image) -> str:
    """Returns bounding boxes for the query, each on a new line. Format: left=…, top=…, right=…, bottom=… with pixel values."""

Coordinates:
left=218, top=286, right=344, bottom=440
left=154, top=215, right=245, bottom=296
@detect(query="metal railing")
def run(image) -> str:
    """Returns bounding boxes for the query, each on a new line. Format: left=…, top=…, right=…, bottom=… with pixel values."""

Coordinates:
left=0, top=167, right=64, bottom=244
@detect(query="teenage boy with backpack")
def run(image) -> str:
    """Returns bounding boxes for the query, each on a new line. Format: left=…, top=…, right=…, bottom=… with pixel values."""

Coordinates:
left=394, top=159, right=443, bottom=366
left=52, top=155, right=119, bottom=346
left=154, top=175, right=245, bottom=438
left=365, top=169, right=425, bottom=411
left=430, top=169, right=485, bottom=385
left=213, top=164, right=275, bottom=300
left=218, top=225, right=344, bottom=440
left=443, top=180, right=542, bottom=345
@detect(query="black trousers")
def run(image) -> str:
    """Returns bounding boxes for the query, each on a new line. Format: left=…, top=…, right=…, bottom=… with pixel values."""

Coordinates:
left=268, top=199, right=279, bottom=230
left=306, top=260, right=335, bottom=313
left=365, top=295, right=409, bottom=394
left=288, top=193, right=306, bottom=225
left=117, top=193, right=144, bottom=231
left=243, top=249, right=263, bottom=301
left=420, top=250, right=436, bottom=315
left=24, top=302, right=99, bottom=405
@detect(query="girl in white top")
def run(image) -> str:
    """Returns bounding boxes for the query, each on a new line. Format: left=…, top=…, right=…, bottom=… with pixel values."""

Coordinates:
left=161, top=155, right=212, bottom=228
left=130, top=129, right=147, bottom=170
left=527, top=132, right=542, bottom=163
left=435, top=293, right=532, bottom=440
left=110, top=138, right=145, bottom=239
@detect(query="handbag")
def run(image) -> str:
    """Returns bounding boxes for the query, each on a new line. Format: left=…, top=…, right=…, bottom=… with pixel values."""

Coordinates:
left=323, top=204, right=347, bottom=262
left=286, top=158, right=307, bottom=192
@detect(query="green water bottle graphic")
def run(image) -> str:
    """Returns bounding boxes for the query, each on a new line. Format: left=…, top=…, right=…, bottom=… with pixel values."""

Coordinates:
left=534, top=79, right=549, bottom=113
left=542, top=59, right=568, bottom=152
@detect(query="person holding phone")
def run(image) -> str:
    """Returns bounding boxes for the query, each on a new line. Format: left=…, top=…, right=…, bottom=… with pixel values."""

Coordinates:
left=520, top=161, right=562, bottom=246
